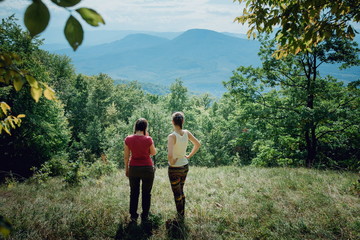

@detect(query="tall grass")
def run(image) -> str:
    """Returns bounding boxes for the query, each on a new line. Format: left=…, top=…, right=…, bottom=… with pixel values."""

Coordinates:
left=1, top=166, right=359, bottom=239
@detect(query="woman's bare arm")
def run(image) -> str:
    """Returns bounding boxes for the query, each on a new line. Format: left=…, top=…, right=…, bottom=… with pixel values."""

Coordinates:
left=167, top=134, right=177, bottom=165
left=124, top=143, right=130, bottom=177
left=150, top=143, right=157, bottom=156
left=185, top=130, right=201, bottom=159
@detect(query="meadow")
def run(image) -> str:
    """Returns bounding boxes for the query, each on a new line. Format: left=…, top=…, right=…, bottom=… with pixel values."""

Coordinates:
left=1, top=166, right=359, bottom=240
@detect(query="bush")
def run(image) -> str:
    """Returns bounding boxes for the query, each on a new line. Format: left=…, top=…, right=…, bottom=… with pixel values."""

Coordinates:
left=44, top=153, right=70, bottom=177
left=63, top=158, right=117, bottom=186
left=28, top=153, right=70, bottom=184
left=251, top=140, right=280, bottom=167
left=63, top=161, right=83, bottom=186
left=84, top=159, right=117, bottom=179
left=77, top=148, right=97, bottom=163
left=29, top=165, right=51, bottom=185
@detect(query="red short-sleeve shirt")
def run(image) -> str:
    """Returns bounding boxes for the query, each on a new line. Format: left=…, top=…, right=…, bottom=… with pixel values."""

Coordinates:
left=125, top=135, right=154, bottom=166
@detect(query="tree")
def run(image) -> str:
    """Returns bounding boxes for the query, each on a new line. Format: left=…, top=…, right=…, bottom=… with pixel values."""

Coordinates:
left=0, top=16, right=56, bottom=134
left=168, top=79, right=188, bottom=112
left=189, top=93, right=214, bottom=110
left=111, top=81, right=146, bottom=123
left=0, top=78, right=71, bottom=179
left=234, top=0, right=360, bottom=57
left=35, top=51, right=77, bottom=108
left=0, top=17, right=71, bottom=178
left=0, top=0, right=105, bottom=135
left=66, top=76, right=147, bottom=161
left=71, top=74, right=114, bottom=156
left=225, top=35, right=360, bottom=168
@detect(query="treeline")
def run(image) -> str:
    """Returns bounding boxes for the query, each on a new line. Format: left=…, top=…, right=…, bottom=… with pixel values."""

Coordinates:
left=0, top=17, right=359, bottom=182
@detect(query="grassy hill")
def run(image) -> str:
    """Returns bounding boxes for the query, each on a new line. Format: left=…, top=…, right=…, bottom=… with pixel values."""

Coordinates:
left=1, top=167, right=359, bottom=239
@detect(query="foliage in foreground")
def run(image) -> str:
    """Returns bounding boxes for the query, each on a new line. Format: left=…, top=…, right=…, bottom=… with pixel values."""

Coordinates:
left=0, top=166, right=359, bottom=239
left=234, top=0, right=360, bottom=57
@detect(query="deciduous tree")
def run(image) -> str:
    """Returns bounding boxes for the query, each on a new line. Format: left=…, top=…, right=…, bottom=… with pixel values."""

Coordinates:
left=234, top=0, right=360, bottom=57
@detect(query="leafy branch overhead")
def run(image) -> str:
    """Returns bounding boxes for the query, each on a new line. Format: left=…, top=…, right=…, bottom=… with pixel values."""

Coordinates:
left=0, top=0, right=105, bottom=135
left=1, top=52, right=58, bottom=101
left=234, top=0, right=360, bottom=58
left=23, top=0, right=105, bottom=50
left=0, top=52, right=56, bottom=134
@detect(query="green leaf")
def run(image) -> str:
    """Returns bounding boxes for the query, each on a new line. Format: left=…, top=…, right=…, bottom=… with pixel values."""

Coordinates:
left=30, top=87, right=43, bottom=102
left=44, top=87, right=56, bottom=100
left=51, top=0, right=81, bottom=7
left=275, top=31, right=283, bottom=41
left=8, top=118, right=15, bottom=129
left=25, top=75, right=39, bottom=88
left=76, top=8, right=105, bottom=26
left=3, top=125, right=11, bottom=135
left=24, top=1, right=50, bottom=37
left=0, top=102, right=11, bottom=115
left=13, top=76, right=26, bottom=91
left=64, top=16, right=84, bottom=51
left=0, top=53, right=12, bottom=66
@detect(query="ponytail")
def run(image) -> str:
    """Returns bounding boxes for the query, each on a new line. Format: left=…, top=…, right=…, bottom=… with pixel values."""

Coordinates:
left=172, top=112, right=184, bottom=129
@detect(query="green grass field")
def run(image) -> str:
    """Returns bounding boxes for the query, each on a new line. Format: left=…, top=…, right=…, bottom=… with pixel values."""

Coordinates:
left=1, top=166, right=359, bottom=240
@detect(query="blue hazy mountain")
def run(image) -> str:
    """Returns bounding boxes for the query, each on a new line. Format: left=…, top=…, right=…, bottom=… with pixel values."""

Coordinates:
left=54, top=29, right=262, bottom=95
left=56, top=34, right=170, bottom=59
left=53, top=29, right=359, bottom=95
left=40, top=29, right=183, bottom=50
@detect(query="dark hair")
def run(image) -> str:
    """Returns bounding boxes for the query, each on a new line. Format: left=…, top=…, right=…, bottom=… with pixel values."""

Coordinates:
left=172, top=112, right=184, bottom=129
left=134, top=118, right=148, bottom=135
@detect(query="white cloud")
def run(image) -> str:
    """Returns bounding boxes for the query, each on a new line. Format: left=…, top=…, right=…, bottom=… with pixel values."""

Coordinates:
left=0, top=0, right=248, bottom=36
left=77, top=0, right=247, bottom=33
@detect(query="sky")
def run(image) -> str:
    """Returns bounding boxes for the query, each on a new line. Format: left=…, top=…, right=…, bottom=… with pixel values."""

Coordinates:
left=0, top=0, right=248, bottom=39
left=3, top=0, right=358, bottom=46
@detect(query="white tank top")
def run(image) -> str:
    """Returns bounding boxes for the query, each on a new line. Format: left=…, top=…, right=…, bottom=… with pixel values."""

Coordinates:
left=170, top=130, right=189, bottom=167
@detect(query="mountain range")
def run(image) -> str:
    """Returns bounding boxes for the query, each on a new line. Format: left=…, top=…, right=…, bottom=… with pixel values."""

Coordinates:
left=51, top=29, right=360, bottom=95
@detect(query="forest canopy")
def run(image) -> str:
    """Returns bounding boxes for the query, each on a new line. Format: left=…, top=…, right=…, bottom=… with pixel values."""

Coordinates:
left=0, top=15, right=359, bottom=183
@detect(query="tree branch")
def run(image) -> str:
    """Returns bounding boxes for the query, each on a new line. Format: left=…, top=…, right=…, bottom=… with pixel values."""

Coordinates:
left=316, top=123, right=358, bottom=139
left=255, top=90, right=302, bottom=114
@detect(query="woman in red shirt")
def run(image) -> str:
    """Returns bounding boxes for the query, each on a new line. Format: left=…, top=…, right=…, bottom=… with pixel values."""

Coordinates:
left=124, top=118, right=157, bottom=222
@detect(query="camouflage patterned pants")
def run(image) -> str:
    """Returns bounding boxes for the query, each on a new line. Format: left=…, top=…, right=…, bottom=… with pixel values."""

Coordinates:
left=168, top=164, right=189, bottom=217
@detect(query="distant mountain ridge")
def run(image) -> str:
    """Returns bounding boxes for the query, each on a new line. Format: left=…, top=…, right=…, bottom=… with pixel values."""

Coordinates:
left=55, top=29, right=262, bottom=95
left=59, top=34, right=170, bottom=61
left=52, top=29, right=360, bottom=95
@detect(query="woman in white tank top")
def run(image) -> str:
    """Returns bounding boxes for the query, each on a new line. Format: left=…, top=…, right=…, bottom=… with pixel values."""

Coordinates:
left=167, top=112, right=201, bottom=220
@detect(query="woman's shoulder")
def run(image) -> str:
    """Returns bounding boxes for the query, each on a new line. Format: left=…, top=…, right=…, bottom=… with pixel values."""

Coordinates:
left=125, top=134, right=135, bottom=140
left=184, top=129, right=194, bottom=138
left=168, top=132, right=176, bottom=139
left=145, top=135, right=153, bottom=141
left=124, top=134, right=134, bottom=145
